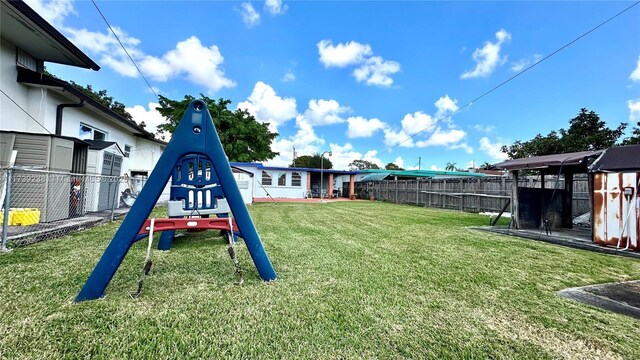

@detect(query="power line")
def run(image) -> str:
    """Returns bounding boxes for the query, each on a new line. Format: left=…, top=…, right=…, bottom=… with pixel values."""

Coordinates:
left=90, top=0, right=160, bottom=100
left=1, top=89, right=53, bottom=135
left=378, top=1, right=640, bottom=156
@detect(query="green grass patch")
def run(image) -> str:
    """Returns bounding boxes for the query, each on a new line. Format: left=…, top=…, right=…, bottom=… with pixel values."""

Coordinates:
left=0, top=202, right=638, bottom=359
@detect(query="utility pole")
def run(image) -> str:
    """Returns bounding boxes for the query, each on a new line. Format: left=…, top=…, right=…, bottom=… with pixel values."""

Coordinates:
left=292, top=146, right=296, bottom=167
left=418, top=156, right=421, bottom=170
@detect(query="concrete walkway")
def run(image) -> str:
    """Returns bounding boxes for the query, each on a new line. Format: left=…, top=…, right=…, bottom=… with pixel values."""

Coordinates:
left=559, top=281, right=640, bottom=319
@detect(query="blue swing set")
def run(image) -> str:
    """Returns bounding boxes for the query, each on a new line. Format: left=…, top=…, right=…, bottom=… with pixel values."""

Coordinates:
left=75, top=100, right=277, bottom=302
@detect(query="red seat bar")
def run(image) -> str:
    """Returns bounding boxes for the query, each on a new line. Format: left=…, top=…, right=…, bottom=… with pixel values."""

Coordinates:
left=138, top=218, right=238, bottom=235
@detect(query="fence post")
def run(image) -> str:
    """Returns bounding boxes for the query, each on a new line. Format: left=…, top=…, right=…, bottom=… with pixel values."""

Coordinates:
left=428, top=179, right=432, bottom=208
left=416, top=179, right=420, bottom=205
left=2, top=169, right=13, bottom=252
left=395, top=177, right=398, bottom=204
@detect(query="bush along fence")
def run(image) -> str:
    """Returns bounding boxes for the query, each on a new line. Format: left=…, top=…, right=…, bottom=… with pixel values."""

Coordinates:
left=357, top=175, right=590, bottom=216
left=1, top=167, right=126, bottom=250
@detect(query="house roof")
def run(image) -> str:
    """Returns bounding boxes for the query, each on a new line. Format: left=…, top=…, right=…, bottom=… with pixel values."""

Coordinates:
left=84, top=140, right=122, bottom=152
left=17, top=67, right=166, bottom=145
left=1, top=1, right=99, bottom=70
left=590, top=145, right=640, bottom=172
left=491, top=150, right=604, bottom=171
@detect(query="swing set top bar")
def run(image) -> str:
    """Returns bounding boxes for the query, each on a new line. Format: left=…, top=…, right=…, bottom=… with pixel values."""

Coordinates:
left=138, top=218, right=237, bottom=235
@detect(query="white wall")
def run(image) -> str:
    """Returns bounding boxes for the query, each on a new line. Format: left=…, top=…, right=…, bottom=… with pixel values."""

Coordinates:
left=234, top=165, right=308, bottom=199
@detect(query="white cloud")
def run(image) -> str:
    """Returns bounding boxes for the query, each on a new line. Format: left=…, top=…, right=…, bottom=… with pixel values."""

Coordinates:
left=383, top=128, right=414, bottom=148
left=430, top=165, right=443, bottom=171
left=401, top=111, right=435, bottom=135
left=264, top=0, right=287, bottom=15
left=281, top=70, right=295, bottom=82
left=329, top=144, right=383, bottom=170
left=64, top=22, right=235, bottom=92
left=394, top=156, right=404, bottom=168
left=346, top=116, right=386, bottom=138
left=629, top=99, right=640, bottom=122
left=353, top=56, right=401, bottom=87
left=317, top=40, right=372, bottom=68
left=24, top=0, right=74, bottom=27
left=237, top=81, right=297, bottom=132
left=140, top=36, right=235, bottom=91
left=473, top=124, right=495, bottom=133
left=449, top=142, right=474, bottom=154
left=416, top=127, right=467, bottom=148
left=510, top=54, right=542, bottom=72
left=631, top=56, right=640, bottom=82
left=461, top=29, right=511, bottom=79
left=267, top=117, right=324, bottom=167
left=301, top=99, right=350, bottom=126
left=434, top=95, right=459, bottom=119
left=125, top=102, right=168, bottom=139
left=239, top=2, right=260, bottom=28
left=479, top=137, right=508, bottom=162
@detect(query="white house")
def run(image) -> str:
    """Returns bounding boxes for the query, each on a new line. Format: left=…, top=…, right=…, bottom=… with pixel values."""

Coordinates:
left=230, top=162, right=359, bottom=201
left=0, top=1, right=169, bottom=218
left=1, top=2, right=168, bottom=183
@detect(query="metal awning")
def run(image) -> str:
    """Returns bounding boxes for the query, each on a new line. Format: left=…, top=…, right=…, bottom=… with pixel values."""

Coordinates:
left=361, top=173, right=391, bottom=182
left=590, top=145, right=640, bottom=172
left=492, top=150, right=603, bottom=171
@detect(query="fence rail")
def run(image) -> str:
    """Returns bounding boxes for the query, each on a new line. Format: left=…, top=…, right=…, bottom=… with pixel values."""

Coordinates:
left=1, top=167, right=129, bottom=249
left=357, top=175, right=590, bottom=216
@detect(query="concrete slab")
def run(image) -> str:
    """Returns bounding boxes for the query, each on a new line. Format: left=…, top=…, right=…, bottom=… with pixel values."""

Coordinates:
left=558, top=281, right=640, bottom=320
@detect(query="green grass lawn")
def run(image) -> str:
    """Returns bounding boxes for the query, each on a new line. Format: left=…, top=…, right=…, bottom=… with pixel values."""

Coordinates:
left=0, top=201, right=638, bottom=359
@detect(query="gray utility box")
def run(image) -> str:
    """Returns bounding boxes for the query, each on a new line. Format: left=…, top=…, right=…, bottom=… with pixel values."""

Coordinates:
left=0, top=132, right=73, bottom=222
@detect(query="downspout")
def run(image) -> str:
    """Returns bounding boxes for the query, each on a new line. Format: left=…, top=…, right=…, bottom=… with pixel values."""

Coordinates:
left=56, top=100, right=85, bottom=135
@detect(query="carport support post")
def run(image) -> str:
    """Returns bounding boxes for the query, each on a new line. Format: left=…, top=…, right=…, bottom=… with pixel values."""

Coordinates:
left=511, top=170, right=519, bottom=229
left=563, top=172, right=573, bottom=228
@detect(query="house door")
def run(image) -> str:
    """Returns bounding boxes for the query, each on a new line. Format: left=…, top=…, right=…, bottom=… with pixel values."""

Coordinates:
left=98, top=152, right=123, bottom=211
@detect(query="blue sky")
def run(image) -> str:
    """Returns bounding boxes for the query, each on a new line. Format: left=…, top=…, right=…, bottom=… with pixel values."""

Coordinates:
left=31, top=0, right=640, bottom=170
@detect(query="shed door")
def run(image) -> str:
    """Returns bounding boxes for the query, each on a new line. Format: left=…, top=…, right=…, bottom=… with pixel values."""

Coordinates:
left=98, top=152, right=123, bottom=211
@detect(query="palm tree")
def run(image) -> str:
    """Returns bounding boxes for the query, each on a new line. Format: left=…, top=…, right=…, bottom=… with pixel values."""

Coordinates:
left=445, top=162, right=456, bottom=171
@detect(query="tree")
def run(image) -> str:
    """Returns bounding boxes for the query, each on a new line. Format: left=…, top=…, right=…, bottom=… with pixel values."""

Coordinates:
left=501, top=108, right=627, bottom=159
left=156, top=94, right=279, bottom=162
left=290, top=154, right=333, bottom=169
left=349, top=159, right=380, bottom=170
left=68, top=81, right=134, bottom=122
left=445, top=162, right=457, bottom=171
left=384, top=162, right=404, bottom=170
left=622, top=121, right=640, bottom=145
left=480, top=162, right=493, bottom=170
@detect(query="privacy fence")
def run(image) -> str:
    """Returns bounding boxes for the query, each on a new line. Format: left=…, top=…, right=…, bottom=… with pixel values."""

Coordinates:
left=356, top=175, right=590, bottom=216
left=1, top=167, right=127, bottom=250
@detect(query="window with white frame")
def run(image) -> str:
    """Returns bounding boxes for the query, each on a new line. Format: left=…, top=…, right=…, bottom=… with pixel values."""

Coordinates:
left=291, top=172, right=301, bottom=187
left=277, top=172, right=286, bottom=186
left=261, top=171, right=272, bottom=186
left=79, top=123, right=107, bottom=141
left=124, top=144, right=132, bottom=158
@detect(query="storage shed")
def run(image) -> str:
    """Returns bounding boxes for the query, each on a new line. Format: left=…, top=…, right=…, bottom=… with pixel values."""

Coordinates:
left=590, top=144, right=640, bottom=251
left=0, top=131, right=88, bottom=222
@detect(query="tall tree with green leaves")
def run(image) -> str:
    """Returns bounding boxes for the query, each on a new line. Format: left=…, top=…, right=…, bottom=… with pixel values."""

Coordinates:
left=622, top=121, right=640, bottom=145
left=445, top=162, right=457, bottom=171
left=290, top=154, right=333, bottom=169
left=68, top=81, right=133, bottom=121
left=384, top=162, right=404, bottom=170
left=501, top=108, right=626, bottom=159
left=156, top=94, right=279, bottom=162
left=349, top=159, right=380, bottom=170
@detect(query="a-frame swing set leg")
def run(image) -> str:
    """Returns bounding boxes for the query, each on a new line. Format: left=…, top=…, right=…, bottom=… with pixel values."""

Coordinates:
left=75, top=100, right=277, bottom=302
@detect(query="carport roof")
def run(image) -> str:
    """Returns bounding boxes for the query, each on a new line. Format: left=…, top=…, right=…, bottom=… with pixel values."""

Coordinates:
left=590, top=145, right=640, bottom=172
left=491, top=150, right=603, bottom=171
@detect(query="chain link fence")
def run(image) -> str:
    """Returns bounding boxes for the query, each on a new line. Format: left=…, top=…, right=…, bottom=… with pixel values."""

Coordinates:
left=1, top=167, right=129, bottom=249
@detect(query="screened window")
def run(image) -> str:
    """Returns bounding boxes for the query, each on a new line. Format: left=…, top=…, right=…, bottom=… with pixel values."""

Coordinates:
left=79, top=123, right=108, bottom=141
left=261, top=171, right=272, bottom=186
left=124, top=144, right=132, bottom=158
left=291, top=172, right=301, bottom=187
left=278, top=172, right=286, bottom=186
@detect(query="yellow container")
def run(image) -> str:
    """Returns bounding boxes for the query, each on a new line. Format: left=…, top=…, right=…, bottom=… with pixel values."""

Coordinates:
left=0, top=210, right=13, bottom=225
left=9, top=208, right=41, bottom=226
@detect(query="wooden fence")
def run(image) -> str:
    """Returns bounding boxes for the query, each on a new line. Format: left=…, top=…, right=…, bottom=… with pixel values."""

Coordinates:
left=357, top=175, right=590, bottom=216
